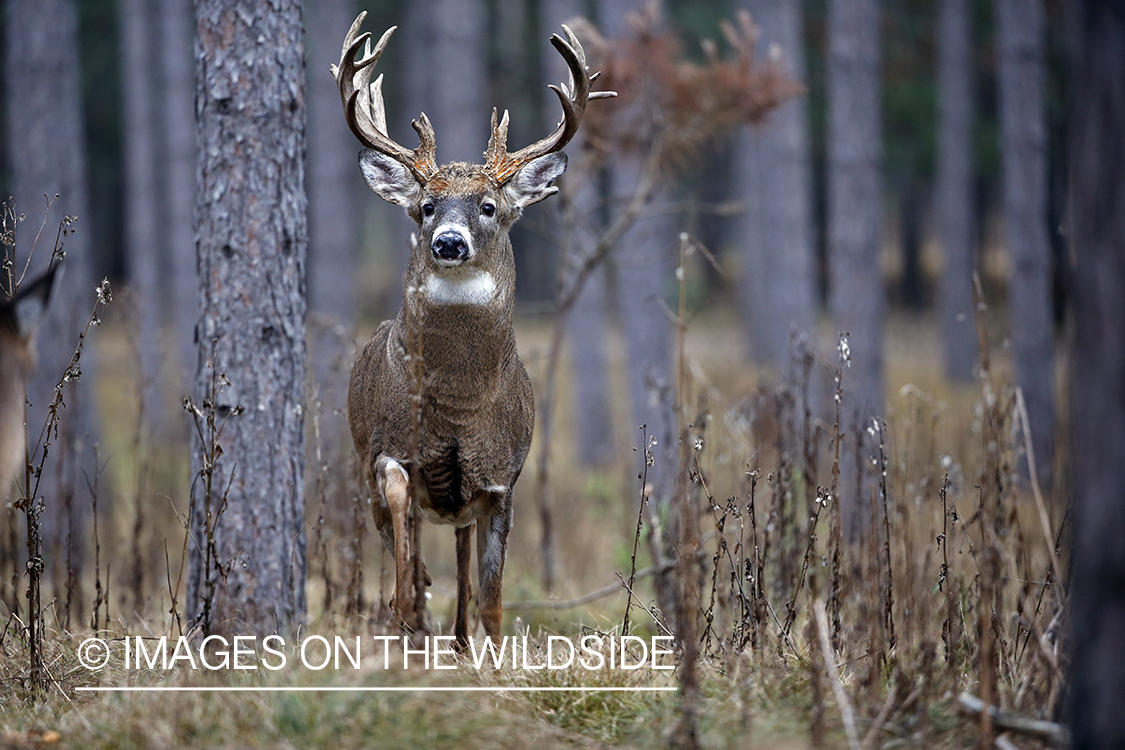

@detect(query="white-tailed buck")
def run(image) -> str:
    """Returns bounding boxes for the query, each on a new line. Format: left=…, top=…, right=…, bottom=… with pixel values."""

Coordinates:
left=0, top=266, right=59, bottom=493
left=334, top=12, right=612, bottom=644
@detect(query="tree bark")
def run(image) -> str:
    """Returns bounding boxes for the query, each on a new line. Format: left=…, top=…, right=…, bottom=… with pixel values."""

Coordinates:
left=431, top=0, right=488, bottom=165
left=544, top=0, right=615, bottom=468
left=737, top=0, right=816, bottom=371
left=306, top=0, right=361, bottom=448
left=1067, top=1, right=1125, bottom=746
left=5, top=0, right=96, bottom=596
left=601, top=0, right=677, bottom=507
left=936, top=0, right=977, bottom=382
left=156, top=0, right=198, bottom=401
left=119, top=0, right=164, bottom=432
left=996, top=0, right=1054, bottom=486
left=827, top=0, right=884, bottom=534
left=188, top=0, right=308, bottom=636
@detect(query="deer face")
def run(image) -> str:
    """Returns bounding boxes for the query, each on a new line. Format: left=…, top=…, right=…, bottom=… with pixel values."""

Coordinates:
left=334, top=13, right=612, bottom=277
left=359, top=150, right=567, bottom=276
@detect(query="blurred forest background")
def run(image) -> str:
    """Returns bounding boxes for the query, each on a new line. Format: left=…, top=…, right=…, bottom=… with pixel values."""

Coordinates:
left=1, top=0, right=1077, bottom=621
left=4, top=0, right=1118, bottom=745
left=0, top=0, right=1069, bottom=477
left=1, top=0, right=1076, bottom=643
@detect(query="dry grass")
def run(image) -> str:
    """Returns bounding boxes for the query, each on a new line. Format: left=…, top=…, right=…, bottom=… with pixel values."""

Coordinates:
left=0, top=291, right=1066, bottom=749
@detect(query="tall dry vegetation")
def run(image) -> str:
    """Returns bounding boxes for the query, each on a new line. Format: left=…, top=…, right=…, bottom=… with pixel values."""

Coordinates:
left=0, top=13, right=1070, bottom=750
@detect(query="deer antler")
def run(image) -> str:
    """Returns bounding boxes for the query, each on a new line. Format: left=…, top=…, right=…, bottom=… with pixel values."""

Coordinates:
left=331, top=12, right=438, bottom=182
left=483, top=25, right=616, bottom=185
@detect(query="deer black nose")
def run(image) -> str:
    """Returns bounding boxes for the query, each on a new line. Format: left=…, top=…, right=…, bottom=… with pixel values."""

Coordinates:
left=432, top=232, right=469, bottom=262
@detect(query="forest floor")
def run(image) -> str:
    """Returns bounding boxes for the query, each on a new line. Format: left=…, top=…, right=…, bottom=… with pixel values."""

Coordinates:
left=0, top=304, right=1066, bottom=749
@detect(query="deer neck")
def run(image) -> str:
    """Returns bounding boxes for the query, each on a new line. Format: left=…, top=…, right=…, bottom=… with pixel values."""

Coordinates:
left=397, top=258, right=518, bottom=402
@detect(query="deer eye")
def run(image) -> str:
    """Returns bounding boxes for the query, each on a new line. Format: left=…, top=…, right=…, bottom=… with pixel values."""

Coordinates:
left=480, top=201, right=496, bottom=218
left=422, top=202, right=435, bottom=217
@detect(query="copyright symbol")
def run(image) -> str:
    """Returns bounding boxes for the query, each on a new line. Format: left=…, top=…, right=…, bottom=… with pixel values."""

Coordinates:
left=78, top=638, right=110, bottom=670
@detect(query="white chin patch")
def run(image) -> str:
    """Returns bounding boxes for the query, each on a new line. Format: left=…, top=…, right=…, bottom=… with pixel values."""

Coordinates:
left=424, top=269, right=497, bottom=306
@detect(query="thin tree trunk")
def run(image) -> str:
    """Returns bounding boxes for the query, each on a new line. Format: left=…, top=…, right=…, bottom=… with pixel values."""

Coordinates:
left=936, top=0, right=977, bottom=382
left=119, top=0, right=164, bottom=433
left=1067, top=1, right=1125, bottom=746
left=598, top=0, right=678, bottom=622
left=827, top=0, right=884, bottom=535
left=431, top=0, right=487, bottom=165
left=544, top=0, right=614, bottom=469
left=996, top=0, right=1054, bottom=486
left=189, top=0, right=308, bottom=636
left=306, top=0, right=360, bottom=448
left=156, top=0, right=197, bottom=411
left=737, top=0, right=816, bottom=370
left=6, top=0, right=96, bottom=611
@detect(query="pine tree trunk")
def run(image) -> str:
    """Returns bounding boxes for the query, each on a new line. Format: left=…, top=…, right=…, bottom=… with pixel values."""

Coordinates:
left=431, top=0, right=487, bottom=164
left=119, top=0, right=164, bottom=432
left=5, top=0, right=97, bottom=605
left=545, top=0, right=614, bottom=468
left=996, top=0, right=1054, bottom=486
left=188, top=0, right=308, bottom=636
left=601, top=0, right=677, bottom=509
left=156, top=0, right=197, bottom=399
left=737, top=0, right=816, bottom=371
left=827, top=0, right=884, bottom=534
left=306, top=0, right=361, bottom=449
left=936, top=0, right=977, bottom=382
left=1067, top=2, right=1125, bottom=745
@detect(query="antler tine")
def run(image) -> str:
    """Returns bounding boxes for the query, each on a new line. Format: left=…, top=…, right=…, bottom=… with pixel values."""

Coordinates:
left=484, top=25, right=616, bottom=185
left=331, top=13, right=437, bottom=181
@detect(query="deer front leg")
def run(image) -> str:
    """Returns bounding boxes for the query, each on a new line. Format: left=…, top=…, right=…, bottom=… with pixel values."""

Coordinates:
left=454, top=524, right=473, bottom=649
left=476, top=494, right=513, bottom=638
left=375, top=456, right=415, bottom=629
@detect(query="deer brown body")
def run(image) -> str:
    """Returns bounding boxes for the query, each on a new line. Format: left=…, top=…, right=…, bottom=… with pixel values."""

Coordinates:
left=334, top=13, right=612, bottom=644
left=0, top=267, right=58, bottom=493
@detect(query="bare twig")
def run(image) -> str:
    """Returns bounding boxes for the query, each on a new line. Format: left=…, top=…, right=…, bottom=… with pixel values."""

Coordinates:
left=814, top=599, right=861, bottom=750
left=957, top=692, right=1070, bottom=747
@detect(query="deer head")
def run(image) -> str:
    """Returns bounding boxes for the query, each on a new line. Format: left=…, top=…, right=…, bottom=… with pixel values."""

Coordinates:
left=332, top=14, right=614, bottom=290
left=335, top=13, right=612, bottom=644
left=0, top=266, right=59, bottom=494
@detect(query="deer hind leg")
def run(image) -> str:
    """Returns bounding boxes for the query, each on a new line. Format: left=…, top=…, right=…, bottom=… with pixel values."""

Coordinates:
left=375, top=456, right=415, bottom=628
left=476, top=494, right=512, bottom=639
left=454, top=524, right=473, bottom=649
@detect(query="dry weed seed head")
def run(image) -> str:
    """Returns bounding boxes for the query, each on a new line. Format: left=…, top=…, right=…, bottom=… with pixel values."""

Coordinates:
left=572, top=4, right=804, bottom=178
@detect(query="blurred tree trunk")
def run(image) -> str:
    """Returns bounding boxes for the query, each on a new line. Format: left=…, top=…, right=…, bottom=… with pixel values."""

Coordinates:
left=736, top=0, right=816, bottom=371
left=565, top=199, right=614, bottom=469
left=5, top=0, right=96, bottom=619
left=306, top=0, right=360, bottom=448
left=996, top=0, right=1054, bottom=486
left=827, top=0, right=883, bottom=534
left=602, top=0, right=676, bottom=506
left=430, top=0, right=487, bottom=165
left=936, top=0, right=977, bottom=382
left=156, top=0, right=197, bottom=406
left=1068, top=1, right=1125, bottom=746
left=188, top=0, right=307, bottom=636
left=543, top=0, right=615, bottom=468
left=119, top=0, right=164, bottom=433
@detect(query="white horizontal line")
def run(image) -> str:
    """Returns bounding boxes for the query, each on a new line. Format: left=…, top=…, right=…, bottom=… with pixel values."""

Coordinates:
left=76, top=686, right=676, bottom=693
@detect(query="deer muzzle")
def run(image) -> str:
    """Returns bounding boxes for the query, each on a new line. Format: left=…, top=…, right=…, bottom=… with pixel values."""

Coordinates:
left=432, top=230, right=472, bottom=265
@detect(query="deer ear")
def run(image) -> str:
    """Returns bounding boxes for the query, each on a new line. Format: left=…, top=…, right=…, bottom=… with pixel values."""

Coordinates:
left=11, top=265, right=60, bottom=338
left=359, top=149, right=422, bottom=208
left=504, top=152, right=567, bottom=209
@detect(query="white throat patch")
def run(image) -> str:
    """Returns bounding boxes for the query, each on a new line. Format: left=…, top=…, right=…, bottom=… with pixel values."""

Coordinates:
left=424, top=269, right=497, bottom=306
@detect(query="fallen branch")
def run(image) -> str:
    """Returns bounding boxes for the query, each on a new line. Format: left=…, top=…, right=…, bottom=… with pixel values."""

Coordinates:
left=957, top=692, right=1070, bottom=748
left=815, top=599, right=861, bottom=750
left=504, top=560, right=676, bottom=611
